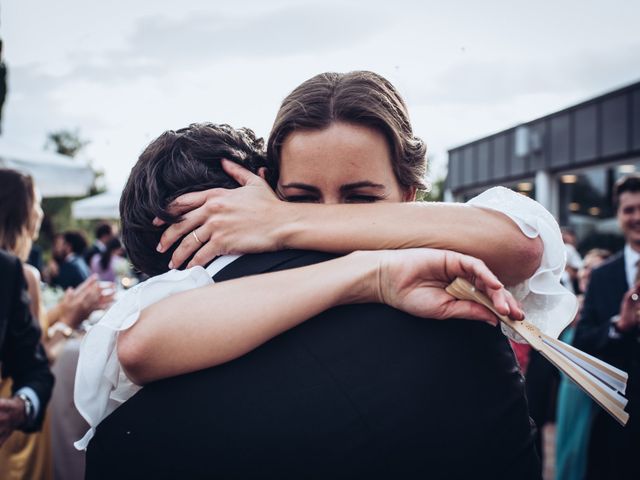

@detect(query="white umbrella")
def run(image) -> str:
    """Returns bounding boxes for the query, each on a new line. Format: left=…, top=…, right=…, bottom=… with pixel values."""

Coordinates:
left=0, top=139, right=95, bottom=197
left=72, top=191, right=121, bottom=220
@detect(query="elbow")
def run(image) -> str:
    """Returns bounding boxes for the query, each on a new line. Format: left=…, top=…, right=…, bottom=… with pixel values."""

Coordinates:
left=512, top=235, right=543, bottom=286
left=117, top=331, right=153, bottom=386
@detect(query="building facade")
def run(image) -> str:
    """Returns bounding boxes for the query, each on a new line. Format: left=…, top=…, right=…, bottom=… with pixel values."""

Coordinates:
left=446, top=80, right=640, bottom=242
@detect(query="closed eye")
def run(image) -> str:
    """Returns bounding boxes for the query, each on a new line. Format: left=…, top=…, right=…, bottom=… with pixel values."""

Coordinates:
left=283, top=195, right=320, bottom=203
left=346, top=195, right=384, bottom=203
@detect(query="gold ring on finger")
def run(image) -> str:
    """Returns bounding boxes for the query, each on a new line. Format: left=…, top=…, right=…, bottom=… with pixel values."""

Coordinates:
left=192, top=230, right=204, bottom=245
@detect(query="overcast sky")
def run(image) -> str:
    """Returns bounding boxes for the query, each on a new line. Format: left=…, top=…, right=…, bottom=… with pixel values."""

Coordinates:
left=2, top=0, right=639, bottom=190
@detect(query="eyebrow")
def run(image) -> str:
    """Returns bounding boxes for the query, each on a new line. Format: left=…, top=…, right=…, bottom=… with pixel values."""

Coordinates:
left=279, top=181, right=387, bottom=194
left=279, top=183, right=321, bottom=193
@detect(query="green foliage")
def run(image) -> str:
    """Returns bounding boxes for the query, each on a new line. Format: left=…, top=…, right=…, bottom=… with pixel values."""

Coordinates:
left=45, top=128, right=89, bottom=157
left=417, top=177, right=445, bottom=202
left=37, top=128, right=107, bottom=249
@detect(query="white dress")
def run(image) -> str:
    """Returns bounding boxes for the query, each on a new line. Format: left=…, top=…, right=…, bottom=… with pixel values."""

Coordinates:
left=73, top=187, right=576, bottom=450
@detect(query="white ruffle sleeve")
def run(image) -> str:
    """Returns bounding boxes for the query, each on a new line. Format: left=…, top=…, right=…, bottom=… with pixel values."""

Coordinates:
left=467, top=186, right=578, bottom=342
left=73, top=266, right=215, bottom=450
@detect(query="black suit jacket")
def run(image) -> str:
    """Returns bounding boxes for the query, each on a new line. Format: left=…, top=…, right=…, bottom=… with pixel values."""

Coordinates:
left=86, top=250, right=540, bottom=479
left=56, top=255, right=90, bottom=290
left=0, top=249, right=54, bottom=431
left=573, top=251, right=640, bottom=479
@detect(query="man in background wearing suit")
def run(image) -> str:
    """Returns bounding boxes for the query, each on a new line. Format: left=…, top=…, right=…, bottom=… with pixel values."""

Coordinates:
left=574, top=174, right=640, bottom=480
left=52, top=231, right=90, bottom=290
left=0, top=249, right=54, bottom=446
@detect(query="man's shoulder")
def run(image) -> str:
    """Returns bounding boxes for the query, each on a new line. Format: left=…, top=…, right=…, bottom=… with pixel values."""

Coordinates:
left=213, top=249, right=338, bottom=282
left=591, top=251, right=624, bottom=281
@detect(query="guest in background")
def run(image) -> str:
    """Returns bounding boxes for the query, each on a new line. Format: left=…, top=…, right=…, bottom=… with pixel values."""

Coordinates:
left=0, top=169, right=55, bottom=478
left=84, top=223, right=114, bottom=266
left=52, top=231, right=90, bottom=289
left=574, top=175, right=640, bottom=480
left=0, top=168, right=112, bottom=479
left=555, top=248, right=611, bottom=480
left=561, top=226, right=583, bottom=293
left=90, top=237, right=127, bottom=283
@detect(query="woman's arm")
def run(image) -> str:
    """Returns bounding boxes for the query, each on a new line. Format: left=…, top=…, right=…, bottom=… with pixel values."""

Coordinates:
left=22, top=264, right=43, bottom=325
left=118, top=249, right=523, bottom=385
left=157, top=162, right=541, bottom=286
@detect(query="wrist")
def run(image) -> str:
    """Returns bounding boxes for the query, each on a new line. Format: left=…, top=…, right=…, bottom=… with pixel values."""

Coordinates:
left=12, top=396, right=29, bottom=428
left=277, top=203, right=306, bottom=250
left=48, top=321, right=74, bottom=339
left=613, top=314, right=635, bottom=333
left=335, top=251, right=381, bottom=305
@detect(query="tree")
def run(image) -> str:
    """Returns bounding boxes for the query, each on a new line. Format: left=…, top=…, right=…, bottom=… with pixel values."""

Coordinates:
left=417, top=177, right=445, bottom=202
left=45, top=128, right=89, bottom=157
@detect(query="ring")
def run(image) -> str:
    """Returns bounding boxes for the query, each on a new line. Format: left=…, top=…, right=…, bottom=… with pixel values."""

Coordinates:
left=192, top=230, right=204, bottom=245
left=632, top=293, right=639, bottom=302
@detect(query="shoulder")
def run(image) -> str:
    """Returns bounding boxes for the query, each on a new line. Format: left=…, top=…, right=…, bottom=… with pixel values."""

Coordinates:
left=590, top=251, right=624, bottom=280
left=0, top=248, right=20, bottom=272
left=22, top=264, right=41, bottom=296
left=213, top=250, right=338, bottom=282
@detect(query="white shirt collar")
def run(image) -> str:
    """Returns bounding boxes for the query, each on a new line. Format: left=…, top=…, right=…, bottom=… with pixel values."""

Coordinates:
left=624, top=244, right=640, bottom=288
left=205, top=254, right=242, bottom=278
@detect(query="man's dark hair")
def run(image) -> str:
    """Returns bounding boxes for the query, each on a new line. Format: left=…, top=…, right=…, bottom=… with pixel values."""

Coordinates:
left=614, top=174, right=640, bottom=209
left=63, top=231, right=88, bottom=255
left=120, top=123, right=266, bottom=276
left=95, top=223, right=113, bottom=240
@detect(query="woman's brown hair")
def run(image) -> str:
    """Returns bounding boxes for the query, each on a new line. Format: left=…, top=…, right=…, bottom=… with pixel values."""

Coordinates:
left=0, top=168, right=37, bottom=260
left=267, top=71, right=427, bottom=191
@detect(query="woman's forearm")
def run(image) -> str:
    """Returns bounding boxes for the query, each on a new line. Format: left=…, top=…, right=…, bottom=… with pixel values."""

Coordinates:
left=280, top=202, right=542, bottom=287
left=117, top=252, right=377, bottom=385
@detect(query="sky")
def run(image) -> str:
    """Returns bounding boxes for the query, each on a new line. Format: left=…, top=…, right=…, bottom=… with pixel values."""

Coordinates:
left=2, top=0, right=640, bottom=191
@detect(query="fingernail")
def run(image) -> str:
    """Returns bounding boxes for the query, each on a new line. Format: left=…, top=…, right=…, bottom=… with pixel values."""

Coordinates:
left=156, top=243, right=163, bottom=252
left=168, top=261, right=174, bottom=269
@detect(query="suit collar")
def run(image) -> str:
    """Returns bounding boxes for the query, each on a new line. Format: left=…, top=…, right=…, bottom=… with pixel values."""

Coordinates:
left=212, top=250, right=312, bottom=282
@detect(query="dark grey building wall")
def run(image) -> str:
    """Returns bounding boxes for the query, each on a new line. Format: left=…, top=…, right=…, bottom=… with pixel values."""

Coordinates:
left=447, top=80, right=640, bottom=193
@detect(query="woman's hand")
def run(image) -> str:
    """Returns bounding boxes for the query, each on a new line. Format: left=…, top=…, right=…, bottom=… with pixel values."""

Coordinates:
left=59, top=276, right=114, bottom=328
left=155, top=160, right=289, bottom=269
left=371, top=249, right=524, bottom=325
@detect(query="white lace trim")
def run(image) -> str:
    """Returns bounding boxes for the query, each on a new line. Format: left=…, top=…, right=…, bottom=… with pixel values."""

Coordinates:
left=468, top=187, right=578, bottom=342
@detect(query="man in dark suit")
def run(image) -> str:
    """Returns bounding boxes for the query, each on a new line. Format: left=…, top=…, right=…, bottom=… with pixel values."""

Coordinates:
left=87, top=250, right=540, bottom=480
left=0, top=249, right=54, bottom=445
left=53, top=231, right=91, bottom=289
left=84, top=123, right=540, bottom=479
left=574, top=174, right=640, bottom=480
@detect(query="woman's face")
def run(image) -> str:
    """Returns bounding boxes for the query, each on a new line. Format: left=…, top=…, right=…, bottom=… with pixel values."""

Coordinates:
left=277, top=122, right=415, bottom=204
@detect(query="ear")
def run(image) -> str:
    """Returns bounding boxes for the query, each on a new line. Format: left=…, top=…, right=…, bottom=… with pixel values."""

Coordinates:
left=258, top=167, right=269, bottom=181
left=403, top=186, right=417, bottom=202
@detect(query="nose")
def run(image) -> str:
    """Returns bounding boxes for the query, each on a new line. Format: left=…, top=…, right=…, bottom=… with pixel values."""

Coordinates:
left=320, top=195, right=342, bottom=205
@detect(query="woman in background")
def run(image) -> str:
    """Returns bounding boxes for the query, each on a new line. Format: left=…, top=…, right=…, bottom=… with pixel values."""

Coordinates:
left=555, top=248, right=612, bottom=480
left=90, top=237, right=129, bottom=284
left=0, top=168, right=110, bottom=480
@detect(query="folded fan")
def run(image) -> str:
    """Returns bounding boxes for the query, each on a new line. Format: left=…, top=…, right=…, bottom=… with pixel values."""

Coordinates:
left=446, top=277, right=629, bottom=426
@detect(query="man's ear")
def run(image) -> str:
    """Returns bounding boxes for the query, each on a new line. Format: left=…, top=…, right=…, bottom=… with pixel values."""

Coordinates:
left=258, top=167, right=269, bottom=181
left=403, top=186, right=417, bottom=202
